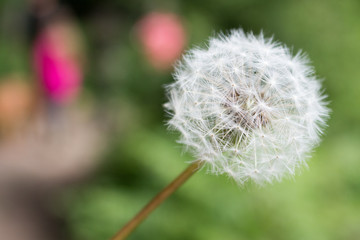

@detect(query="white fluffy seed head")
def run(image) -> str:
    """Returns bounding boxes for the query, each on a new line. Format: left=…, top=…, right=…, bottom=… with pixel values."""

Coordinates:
left=165, top=29, right=330, bottom=185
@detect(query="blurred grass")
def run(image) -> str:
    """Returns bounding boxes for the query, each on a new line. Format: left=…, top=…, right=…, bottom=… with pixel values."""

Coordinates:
left=63, top=128, right=360, bottom=240
left=1, top=0, right=360, bottom=239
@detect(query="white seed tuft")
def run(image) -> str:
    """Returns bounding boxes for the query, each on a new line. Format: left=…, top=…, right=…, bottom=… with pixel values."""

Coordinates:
left=165, top=29, right=330, bottom=185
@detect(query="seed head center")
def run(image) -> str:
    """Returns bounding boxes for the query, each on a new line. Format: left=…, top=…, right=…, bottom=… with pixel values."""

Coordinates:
left=223, top=89, right=269, bottom=131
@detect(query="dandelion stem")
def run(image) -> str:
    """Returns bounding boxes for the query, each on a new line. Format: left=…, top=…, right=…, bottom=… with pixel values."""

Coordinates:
left=111, top=160, right=204, bottom=240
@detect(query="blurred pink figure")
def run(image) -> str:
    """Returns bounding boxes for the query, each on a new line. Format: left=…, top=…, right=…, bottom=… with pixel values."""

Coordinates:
left=33, top=19, right=83, bottom=104
left=136, top=12, right=186, bottom=70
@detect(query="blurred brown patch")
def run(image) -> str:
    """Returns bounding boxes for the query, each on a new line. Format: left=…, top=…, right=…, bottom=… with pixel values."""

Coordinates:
left=0, top=76, right=35, bottom=136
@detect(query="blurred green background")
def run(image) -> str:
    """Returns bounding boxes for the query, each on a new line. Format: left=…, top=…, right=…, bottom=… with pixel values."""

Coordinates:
left=1, top=0, right=360, bottom=239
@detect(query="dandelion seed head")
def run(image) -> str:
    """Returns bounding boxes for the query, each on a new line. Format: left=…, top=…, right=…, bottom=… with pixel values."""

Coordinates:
left=165, top=29, right=330, bottom=185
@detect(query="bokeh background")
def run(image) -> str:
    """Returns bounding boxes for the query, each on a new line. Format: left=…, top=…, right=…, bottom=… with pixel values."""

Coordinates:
left=1, top=0, right=360, bottom=239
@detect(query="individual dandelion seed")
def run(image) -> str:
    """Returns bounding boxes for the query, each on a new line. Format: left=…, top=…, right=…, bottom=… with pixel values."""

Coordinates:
left=111, top=29, right=330, bottom=240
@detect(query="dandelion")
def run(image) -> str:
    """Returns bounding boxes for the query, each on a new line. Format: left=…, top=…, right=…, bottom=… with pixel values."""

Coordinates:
left=165, top=29, right=329, bottom=185
left=112, top=29, right=329, bottom=239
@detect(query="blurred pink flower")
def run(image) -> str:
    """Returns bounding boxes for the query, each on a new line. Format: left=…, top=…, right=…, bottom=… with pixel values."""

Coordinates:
left=136, top=12, right=186, bottom=70
left=33, top=21, right=83, bottom=104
